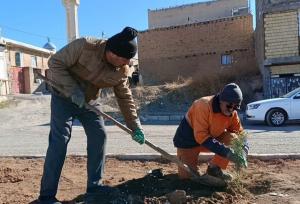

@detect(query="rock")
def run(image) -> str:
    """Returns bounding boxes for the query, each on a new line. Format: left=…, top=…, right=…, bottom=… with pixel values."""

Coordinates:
left=119, top=177, right=125, bottom=182
left=166, top=190, right=187, bottom=204
left=148, top=168, right=164, bottom=178
left=212, top=192, right=225, bottom=200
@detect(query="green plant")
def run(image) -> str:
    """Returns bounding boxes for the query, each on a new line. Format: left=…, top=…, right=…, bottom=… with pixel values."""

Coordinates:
left=231, top=131, right=249, bottom=174
left=228, top=131, right=249, bottom=194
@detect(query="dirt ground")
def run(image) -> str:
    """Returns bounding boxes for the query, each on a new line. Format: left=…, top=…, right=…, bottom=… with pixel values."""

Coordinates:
left=0, top=157, right=299, bottom=204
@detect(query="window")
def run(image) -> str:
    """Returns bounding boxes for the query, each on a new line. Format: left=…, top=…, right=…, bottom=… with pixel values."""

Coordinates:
left=31, top=56, right=37, bottom=67
left=221, top=54, right=232, bottom=65
left=294, top=93, right=300, bottom=99
left=15, top=52, right=22, bottom=67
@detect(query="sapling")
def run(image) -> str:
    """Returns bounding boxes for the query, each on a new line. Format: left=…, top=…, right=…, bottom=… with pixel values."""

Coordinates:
left=229, top=131, right=249, bottom=192
left=230, top=130, right=249, bottom=173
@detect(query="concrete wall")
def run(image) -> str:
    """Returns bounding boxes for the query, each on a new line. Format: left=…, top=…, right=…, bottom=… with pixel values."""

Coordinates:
left=138, top=15, right=257, bottom=84
left=148, top=0, right=248, bottom=29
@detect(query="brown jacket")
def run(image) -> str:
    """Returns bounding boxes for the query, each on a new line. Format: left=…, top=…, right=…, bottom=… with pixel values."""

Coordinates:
left=47, top=37, right=140, bottom=131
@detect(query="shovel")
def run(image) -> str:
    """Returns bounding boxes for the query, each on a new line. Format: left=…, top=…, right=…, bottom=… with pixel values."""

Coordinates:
left=35, top=71, right=226, bottom=187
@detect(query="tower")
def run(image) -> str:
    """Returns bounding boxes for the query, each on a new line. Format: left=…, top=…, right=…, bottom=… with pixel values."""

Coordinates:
left=62, top=0, right=80, bottom=42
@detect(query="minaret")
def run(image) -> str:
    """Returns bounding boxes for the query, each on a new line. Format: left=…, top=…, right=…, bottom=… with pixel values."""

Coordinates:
left=62, top=0, right=80, bottom=42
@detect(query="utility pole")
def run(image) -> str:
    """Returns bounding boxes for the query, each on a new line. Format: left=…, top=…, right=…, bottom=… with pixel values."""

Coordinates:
left=62, top=0, right=80, bottom=43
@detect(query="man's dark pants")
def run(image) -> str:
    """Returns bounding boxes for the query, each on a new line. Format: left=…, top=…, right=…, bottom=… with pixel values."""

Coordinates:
left=39, top=93, right=106, bottom=198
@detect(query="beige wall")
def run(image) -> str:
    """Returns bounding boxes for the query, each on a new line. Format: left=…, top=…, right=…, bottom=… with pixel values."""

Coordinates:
left=271, top=64, right=300, bottom=75
left=138, top=15, right=257, bottom=84
left=6, top=49, right=49, bottom=69
left=148, top=0, right=248, bottom=29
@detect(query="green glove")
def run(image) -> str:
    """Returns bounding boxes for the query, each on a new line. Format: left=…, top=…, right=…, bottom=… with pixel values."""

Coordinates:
left=132, top=128, right=145, bottom=145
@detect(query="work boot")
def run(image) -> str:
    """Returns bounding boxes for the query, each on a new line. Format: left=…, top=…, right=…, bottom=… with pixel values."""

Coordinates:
left=206, top=165, right=233, bottom=181
left=37, top=196, right=62, bottom=204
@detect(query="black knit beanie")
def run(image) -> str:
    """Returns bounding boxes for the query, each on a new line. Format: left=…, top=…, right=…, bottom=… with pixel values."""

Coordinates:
left=219, top=83, right=243, bottom=104
left=106, top=27, right=137, bottom=59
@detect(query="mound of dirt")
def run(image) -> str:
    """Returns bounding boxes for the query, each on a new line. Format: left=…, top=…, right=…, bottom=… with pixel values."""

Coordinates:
left=0, top=157, right=299, bottom=204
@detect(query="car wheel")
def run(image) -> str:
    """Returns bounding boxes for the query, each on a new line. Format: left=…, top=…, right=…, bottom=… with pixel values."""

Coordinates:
left=266, top=109, right=287, bottom=126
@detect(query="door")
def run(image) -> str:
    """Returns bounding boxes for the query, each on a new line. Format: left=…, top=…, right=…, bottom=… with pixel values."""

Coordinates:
left=11, top=67, right=25, bottom=93
left=291, top=91, right=300, bottom=119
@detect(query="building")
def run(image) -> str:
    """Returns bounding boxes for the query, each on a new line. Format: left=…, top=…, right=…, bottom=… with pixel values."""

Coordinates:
left=0, top=37, right=54, bottom=95
left=138, top=14, right=257, bottom=84
left=0, top=42, right=9, bottom=95
left=255, top=0, right=300, bottom=98
left=148, top=0, right=248, bottom=29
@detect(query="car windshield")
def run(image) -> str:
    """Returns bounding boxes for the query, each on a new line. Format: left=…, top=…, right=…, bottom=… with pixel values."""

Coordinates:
left=281, top=87, right=300, bottom=98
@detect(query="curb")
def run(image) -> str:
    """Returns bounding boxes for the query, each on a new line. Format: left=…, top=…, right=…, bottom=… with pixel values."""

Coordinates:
left=108, top=113, right=245, bottom=123
left=107, top=153, right=300, bottom=162
left=1, top=153, right=300, bottom=161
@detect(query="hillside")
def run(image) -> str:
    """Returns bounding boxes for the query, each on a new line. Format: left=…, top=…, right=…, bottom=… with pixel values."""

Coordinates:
left=100, top=74, right=263, bottom=114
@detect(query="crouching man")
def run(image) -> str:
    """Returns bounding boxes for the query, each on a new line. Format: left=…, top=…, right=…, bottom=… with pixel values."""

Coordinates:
left=173, top=83, right=248, bottom=180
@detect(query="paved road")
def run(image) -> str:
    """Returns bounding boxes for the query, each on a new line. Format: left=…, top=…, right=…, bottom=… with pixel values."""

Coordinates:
left=1, top=122, right=300, bottom=156
left=0, top=95, right=299, bottom=156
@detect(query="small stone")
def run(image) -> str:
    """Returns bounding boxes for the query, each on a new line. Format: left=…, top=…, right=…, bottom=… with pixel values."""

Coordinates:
left=269, top=192, right=277, bottom=196
left=212, top=192, right=225, bottom=200
left=166, top=190, right=187, bottom=204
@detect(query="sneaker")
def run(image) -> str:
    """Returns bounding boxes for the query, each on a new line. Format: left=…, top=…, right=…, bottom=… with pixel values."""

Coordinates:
left=37, top=196, right=62, bottom=204
left=206, top=165, right=233, bottom=181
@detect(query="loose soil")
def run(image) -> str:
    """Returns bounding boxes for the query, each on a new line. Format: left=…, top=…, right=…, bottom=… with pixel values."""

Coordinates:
left=0, top=157, right=299, bottom=204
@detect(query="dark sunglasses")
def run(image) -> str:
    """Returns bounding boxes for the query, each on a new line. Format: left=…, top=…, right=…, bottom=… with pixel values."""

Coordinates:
left=226, top=103, right=241, bottom=110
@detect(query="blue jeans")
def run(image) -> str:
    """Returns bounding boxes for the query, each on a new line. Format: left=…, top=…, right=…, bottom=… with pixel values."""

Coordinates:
left=40, top=93, right=107, bottom=197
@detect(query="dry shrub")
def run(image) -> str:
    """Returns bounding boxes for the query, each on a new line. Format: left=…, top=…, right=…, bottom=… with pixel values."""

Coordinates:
left=101, top=67, right=262, bottom=113
left=164, top=76, right=192, bottom=91
left=187, top=70, right=262, bottom=108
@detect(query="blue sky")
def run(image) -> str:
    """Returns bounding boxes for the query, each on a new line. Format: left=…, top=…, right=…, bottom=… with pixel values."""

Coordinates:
left=0, top=0, right=255, bottom=50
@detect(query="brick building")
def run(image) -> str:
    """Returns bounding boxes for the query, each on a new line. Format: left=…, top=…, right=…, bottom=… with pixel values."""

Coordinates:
left=138, top=14, right=257, bottom=84
left=255, top=0, right=300, bottom=98
left=0, top=37, right=54, bottom=95
left=148, top=0, right=248, bottom=29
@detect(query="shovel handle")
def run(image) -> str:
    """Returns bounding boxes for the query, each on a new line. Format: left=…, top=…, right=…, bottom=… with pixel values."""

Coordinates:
left=35, top=71, right=200, bottom=179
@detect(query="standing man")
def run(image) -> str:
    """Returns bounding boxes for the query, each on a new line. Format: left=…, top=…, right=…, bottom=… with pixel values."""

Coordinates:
left=38, top=27, right=145, bottom=204
left=173, top=83, right=248, bottom=181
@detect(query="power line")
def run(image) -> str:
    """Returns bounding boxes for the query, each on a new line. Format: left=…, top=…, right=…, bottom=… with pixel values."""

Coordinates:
left=0, top=24, right=66, bottom=42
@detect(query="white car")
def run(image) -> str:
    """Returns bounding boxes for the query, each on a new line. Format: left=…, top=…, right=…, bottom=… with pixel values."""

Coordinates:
left=246, top=87, right=300, bottom=126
